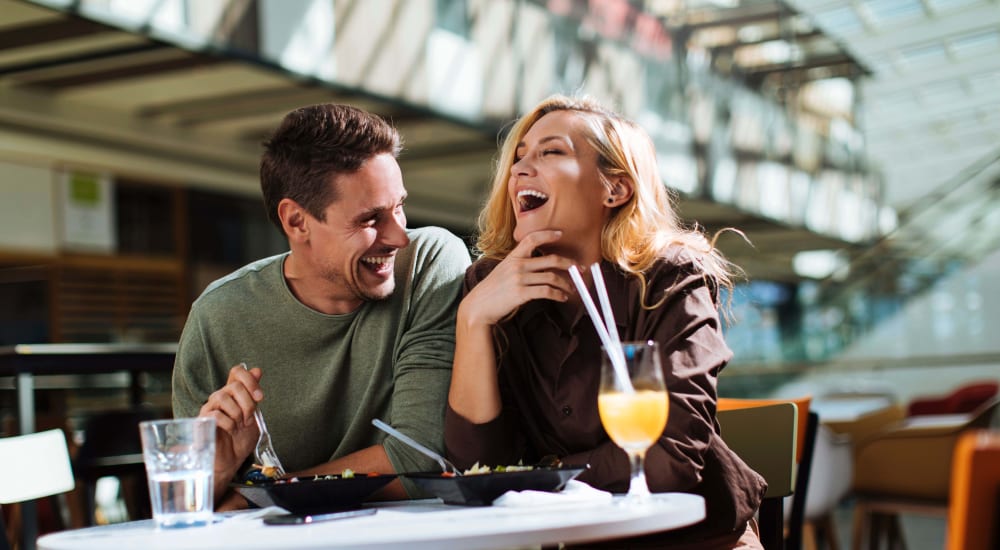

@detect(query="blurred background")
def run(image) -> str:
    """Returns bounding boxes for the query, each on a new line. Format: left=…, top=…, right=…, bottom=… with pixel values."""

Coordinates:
left=1, top=0, right=999, bottom=547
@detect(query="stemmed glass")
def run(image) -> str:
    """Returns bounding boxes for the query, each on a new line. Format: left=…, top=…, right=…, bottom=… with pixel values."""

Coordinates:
left=598, top=340, right=669, bottom=504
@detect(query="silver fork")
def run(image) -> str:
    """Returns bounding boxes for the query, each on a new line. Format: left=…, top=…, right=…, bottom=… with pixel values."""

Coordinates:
left=372, top=418, right=462, bottom=476
left=240, top=363, right=286, bottom=477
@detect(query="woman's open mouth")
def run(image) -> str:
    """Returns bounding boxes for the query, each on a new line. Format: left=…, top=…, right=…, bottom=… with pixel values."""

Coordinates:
left=517, top=189, right=549, bottom=213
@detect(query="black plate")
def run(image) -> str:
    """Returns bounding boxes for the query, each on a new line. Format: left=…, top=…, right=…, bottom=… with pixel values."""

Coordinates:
left=231, top=474, right=396, bottom=514
left=403, top=466, right=586, bottom=506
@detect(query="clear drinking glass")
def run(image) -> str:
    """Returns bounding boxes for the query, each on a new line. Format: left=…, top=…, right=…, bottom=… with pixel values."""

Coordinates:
left=139, top=417, right=216, bottom=528
left=598, top=340, right=669, bottom=504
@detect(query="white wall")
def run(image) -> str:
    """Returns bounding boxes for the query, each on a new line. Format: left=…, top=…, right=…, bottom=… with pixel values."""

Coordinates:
left=0, top=161, right=57, bottom=254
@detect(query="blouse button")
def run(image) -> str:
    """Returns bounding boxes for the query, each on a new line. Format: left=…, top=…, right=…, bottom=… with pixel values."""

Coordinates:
left=561, top=405, right=572, bottom=417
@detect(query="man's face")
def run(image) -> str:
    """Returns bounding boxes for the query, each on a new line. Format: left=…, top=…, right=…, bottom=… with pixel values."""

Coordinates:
left=304, top=153, right=410, bottom=310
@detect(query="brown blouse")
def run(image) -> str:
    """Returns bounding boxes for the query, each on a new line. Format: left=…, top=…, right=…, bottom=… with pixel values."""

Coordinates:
left=445, top=246, right=766, bottom=541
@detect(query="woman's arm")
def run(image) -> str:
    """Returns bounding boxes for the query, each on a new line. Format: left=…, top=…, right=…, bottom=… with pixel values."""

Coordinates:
left=446, top=230, right=575, bottom=466
left=447, top=230, right=575, bottom=421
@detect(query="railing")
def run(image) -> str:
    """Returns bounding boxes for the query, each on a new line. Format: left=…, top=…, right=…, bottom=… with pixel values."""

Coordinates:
left=725, top=147, right=1000, bottom=379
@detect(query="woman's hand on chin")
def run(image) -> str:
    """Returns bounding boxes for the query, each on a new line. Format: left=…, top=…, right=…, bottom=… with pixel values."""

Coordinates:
left=460, top=230, right=576, bottom=327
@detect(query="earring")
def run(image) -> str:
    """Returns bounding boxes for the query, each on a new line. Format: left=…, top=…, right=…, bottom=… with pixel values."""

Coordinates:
left=606, top=198, right=614, bottom=204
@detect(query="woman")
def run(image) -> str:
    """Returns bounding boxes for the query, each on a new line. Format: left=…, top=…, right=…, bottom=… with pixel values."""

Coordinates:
left=445, top=95, right=766, bottom=548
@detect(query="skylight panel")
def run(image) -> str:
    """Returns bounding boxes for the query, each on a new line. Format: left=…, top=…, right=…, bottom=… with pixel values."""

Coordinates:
left=926, top=0, right=983, bottom=14
left=920, top=80, right=967, bottom=105
left=862, top=0, right=926, bottom=26
left=872, top=89, right=919, bottom=115
left=813, top=5, right=865, bottom=36
left=967, top=70, right=1000, bottom=94
left=898, top=43, right=949, bottom=68
left=866, top=55, right=898, bottom=76
left=949, top=29, right=1000, bottom=59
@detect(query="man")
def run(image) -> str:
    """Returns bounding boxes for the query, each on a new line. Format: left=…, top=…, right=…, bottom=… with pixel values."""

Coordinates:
left=172, top=103, right=471, bottom=507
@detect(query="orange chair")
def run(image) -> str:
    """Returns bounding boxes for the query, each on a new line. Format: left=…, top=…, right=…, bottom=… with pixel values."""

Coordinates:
left=947, top=429, right=1000, bottom=550
left=851, top=397, right=999, bottom=549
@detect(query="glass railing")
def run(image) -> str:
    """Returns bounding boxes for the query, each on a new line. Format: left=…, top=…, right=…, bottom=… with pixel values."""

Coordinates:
left=721, top=147, right=1000, bottom=394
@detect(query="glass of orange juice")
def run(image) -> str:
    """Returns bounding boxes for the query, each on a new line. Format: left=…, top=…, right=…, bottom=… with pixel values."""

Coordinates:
left=598, top=340, right=669, bottom=503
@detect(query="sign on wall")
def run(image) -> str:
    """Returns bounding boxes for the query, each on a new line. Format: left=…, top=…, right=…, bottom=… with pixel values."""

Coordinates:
left=59, top=170, right=116, bottom=253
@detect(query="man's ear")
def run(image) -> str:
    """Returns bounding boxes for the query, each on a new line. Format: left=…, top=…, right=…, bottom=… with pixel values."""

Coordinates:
left=605, top=176, right=634, bottom=207
left=277, top=198, right=308, bottom=241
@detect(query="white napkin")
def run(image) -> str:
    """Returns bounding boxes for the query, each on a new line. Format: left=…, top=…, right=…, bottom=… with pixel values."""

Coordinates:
left=493, top=480, right=613, bottom=507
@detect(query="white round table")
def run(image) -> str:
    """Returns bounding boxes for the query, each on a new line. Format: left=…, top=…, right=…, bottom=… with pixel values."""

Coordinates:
left=38, top=493, right=705, bottom=550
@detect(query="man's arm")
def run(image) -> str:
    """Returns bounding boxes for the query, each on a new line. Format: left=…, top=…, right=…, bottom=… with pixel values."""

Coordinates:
left=173, top=309, right=259, bottom=503
left=380, top=229, right=470, bottom=488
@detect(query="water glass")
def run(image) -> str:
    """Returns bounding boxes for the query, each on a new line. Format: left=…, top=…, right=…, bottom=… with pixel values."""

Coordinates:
left=139, top=417, right=216, bottom=528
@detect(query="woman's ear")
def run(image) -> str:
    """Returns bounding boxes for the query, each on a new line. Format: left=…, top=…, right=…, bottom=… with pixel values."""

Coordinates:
left=278, top=198, right=308, bottom=242
left=604, top=177, right=634, bottom=208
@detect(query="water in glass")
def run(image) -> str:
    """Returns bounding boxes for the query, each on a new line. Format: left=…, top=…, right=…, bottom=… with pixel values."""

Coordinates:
left=139, top=417, right=216, bottom=528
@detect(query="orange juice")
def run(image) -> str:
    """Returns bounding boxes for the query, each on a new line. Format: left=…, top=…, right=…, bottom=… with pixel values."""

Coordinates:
left=598, top=390, right=669, bottom=451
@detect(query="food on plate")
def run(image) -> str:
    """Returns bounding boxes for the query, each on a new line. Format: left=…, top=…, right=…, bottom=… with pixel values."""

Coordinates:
left=242, top=468, right=381, bottom=485
left=460, top=461, right=536, bottom=476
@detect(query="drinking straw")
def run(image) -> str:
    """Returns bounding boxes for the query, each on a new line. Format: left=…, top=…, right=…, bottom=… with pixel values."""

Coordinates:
left=590, top=263, right=623, bottom=355
left=568, top=265, right=633, bottom=392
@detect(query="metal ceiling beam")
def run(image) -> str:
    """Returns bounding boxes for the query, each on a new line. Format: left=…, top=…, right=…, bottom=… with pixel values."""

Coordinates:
left=869, top=124, right=1000, bottom=157
left=839, top=3, right=1000, bottom=58
left=23, top=52, right=230, bottom=89
left=862, top=50, right=1000, bottom=97
left=866, top=91, right=1000, bottom=137
left=0, top=43, right=163, bottom=77
left=674, top=2, right=791, bottom=31
left=740, top=53, right=856, bottom=77
left=883, top=147, right=994, bottom=190
left=886, top=146, right=994, bottom=177
left=0, top=85, right=259, bottom=171
left=706, top=30, right=825, bottom=53
left=0, top=17, right=111, bottom=51
left=137, top=85, right=323, bottom=119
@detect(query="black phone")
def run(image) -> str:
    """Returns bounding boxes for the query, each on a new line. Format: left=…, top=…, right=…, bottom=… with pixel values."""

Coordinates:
left=263, top=508, right=376, bottom=525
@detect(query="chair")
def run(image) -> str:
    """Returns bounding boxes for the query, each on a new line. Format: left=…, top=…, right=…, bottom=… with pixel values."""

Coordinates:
left=799, top=422, right=853, bottom=550
left=0, top=429, right=75, bottom=550
left=74, top=408, right=161, bottom=525
left=946, top=429, right=1000, bottom=550
left=850, top=397, right=999, bottom=550
left=717, top=401, right=799, bottom=550
left=719, top=396, right=816, bottom=550
left=907, top=381, right=999, bottom=417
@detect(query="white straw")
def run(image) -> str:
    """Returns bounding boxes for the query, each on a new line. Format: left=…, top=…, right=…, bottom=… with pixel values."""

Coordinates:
left=590, top=263, right=623, bottom=354
left=568, top=265, right=633, bottom=392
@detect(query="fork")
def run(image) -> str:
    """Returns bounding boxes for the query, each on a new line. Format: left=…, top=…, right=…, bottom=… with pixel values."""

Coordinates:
left=372, top=418, right=462, bottom=476
left=240, top=363, right=286, bottom=477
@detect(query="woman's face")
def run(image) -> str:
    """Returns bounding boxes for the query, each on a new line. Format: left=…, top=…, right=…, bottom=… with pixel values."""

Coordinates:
left=508, top=110, right=611, bottom=257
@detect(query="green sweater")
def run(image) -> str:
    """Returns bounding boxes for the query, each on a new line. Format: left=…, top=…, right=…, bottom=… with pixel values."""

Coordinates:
left=172, top=227, right=470, bottom=493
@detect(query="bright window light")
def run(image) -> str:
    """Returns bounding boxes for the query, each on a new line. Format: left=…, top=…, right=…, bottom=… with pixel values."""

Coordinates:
left=793, top=250, right=848, bottom=280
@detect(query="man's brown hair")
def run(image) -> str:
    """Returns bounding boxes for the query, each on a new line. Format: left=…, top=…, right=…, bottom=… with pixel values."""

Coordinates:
left=260, top=103, right=402, bottom=232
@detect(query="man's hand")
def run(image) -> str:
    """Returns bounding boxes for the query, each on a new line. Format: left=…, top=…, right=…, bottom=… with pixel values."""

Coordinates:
left=199, top=364, right=263, bottom=499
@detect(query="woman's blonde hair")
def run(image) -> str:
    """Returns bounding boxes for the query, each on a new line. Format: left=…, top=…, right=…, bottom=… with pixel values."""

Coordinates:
left=476, top=94, right=740, bottom=299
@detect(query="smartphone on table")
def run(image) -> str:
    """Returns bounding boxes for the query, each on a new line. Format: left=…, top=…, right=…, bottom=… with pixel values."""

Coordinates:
left=263, top=507, right=376, bottom=525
